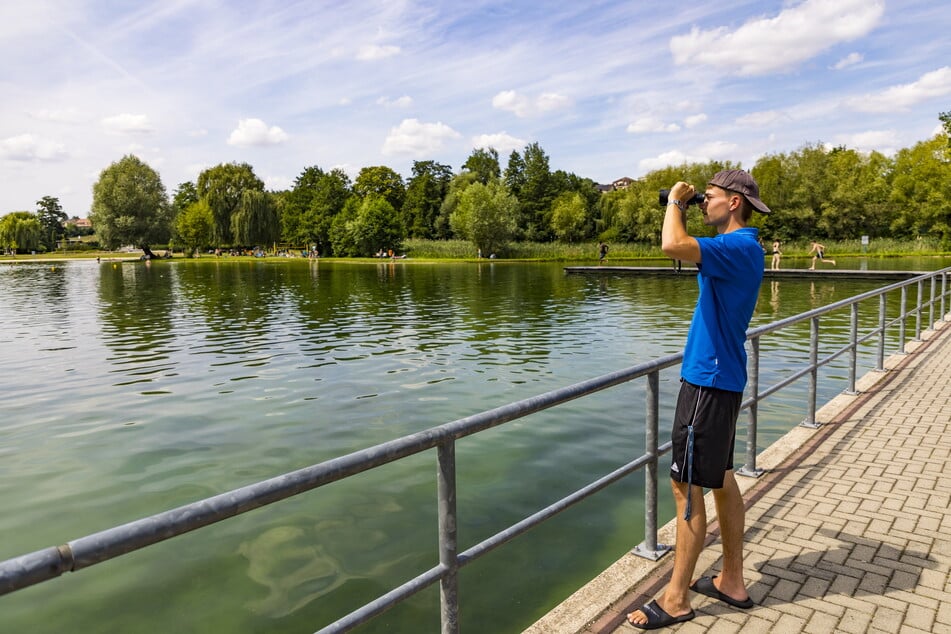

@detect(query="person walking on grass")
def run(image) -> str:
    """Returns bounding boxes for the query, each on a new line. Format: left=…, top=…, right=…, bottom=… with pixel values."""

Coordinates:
left=808, top=241, right=835, bottom=269
left=627, top=169, right=769, bottom=629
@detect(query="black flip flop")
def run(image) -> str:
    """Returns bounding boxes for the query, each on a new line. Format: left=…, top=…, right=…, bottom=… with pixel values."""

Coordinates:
left=690, top=575, right=754, bottom=609
left=629, top=599, right=696, bottom=630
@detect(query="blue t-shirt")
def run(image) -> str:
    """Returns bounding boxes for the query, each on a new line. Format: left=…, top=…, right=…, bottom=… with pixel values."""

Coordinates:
left=681, top=227, right=763, bottom=392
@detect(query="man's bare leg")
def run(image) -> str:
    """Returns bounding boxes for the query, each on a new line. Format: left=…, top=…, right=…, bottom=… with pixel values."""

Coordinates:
left=627, top=480, right=705, bottom=626
left=705, top=470, right=750, bottom=602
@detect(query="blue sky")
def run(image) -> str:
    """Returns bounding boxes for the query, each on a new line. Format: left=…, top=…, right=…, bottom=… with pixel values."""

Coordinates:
left=1, top=0, right=949, bottom=217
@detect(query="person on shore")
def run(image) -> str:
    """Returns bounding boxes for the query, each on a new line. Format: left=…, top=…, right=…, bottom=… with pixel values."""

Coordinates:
left=598, top=241, right=609, bottom=265
left=628, top=169, right=768, bottom=629
left=808, top=241, right=835, bottom=269
left=771, top=240, right=781, bottom=270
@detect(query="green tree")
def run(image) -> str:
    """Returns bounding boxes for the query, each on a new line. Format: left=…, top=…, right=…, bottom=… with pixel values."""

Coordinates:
left=196, top=162, right=264, bottom=246
left=231, top=190, right=280, bottom=247
left=0, top=211, right=42, bottom=254
left=403, top=160, right=452, bottom=239
left=35, top=196, right=66, bottom=250
left=518, top=142, right=555, bottom=241
left=353, top=166, right=405, bottom=212
left=940, top=111, right=951, bottom=151
left=550, top=191, right=587, bottom=242
left=90, top=155, right=171, bottom=258
left=330, top=195, right=403, bottom=256
left=449, top=180, right=518, bottom=256
left=175, top=199, right=214, bottom=257
left=281, top=166, right=325, bottom=247
left=279, top=166, right=352, bottom=254
left=434, top=172, right=480, bottom=239
left=503, top=150, right=526, bottom=198
left=462, top=147, right=500, bottom=185
left=172, top=182, right=199, bottom=213
left=888, top=135, right=951, bottom=245
left=307, top=169, right=353, bottom=255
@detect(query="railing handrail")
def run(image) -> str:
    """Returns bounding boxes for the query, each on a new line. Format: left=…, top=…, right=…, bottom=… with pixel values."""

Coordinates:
left=1, top=266, right=948, bottom=634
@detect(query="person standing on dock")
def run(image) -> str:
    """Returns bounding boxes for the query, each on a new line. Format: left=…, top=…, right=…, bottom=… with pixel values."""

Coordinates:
left=808, top=241, right=835, bottom=269
left=598, top=241, right=609, bottom=265
left=628, top=169, right=769, bottom=629
left=771, top=240, right=781, bottom=270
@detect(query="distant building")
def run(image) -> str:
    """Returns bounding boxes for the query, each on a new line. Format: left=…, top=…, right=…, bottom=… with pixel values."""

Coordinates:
left=595, top=177, right=639, bottom=193
left=66, top=216, right=93, bottom=229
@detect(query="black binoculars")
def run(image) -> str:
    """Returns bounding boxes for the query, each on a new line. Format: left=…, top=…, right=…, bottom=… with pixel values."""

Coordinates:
left=659, top=189, right=705, bottom=207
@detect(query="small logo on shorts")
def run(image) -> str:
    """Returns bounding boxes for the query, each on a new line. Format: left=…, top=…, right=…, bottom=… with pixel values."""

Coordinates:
left=671, top=463, right=680, bottom=473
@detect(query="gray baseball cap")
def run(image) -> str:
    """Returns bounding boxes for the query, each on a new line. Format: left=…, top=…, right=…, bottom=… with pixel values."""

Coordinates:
left=709, top=169, right=771, bottom=214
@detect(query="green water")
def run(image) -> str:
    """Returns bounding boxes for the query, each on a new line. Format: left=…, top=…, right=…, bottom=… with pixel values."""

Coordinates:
left=0, top=257, right=947, bottom=633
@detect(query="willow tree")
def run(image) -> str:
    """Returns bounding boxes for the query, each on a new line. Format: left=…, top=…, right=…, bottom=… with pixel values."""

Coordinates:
left=196, top=162, right=264, bottom=246
left=90, top=155, right=171, bottom=258
left=231, top=190, right=280, bottom=248
left=0, top=211, right=42, bottom=254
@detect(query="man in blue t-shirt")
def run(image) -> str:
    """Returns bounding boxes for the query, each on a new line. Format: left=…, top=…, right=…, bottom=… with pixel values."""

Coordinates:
left=629, top=169, right=769, bottom=630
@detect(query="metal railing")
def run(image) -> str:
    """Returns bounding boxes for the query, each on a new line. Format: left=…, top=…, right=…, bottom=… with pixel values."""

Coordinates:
left=1, top=267, right=948, bottom=633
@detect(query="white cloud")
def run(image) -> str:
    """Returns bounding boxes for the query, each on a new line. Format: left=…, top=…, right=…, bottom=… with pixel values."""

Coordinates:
left=637, top=141, right=738, bottom=172
left=381, top=118, right=461, bottom=156
left=264, top=174, right=293, bottom=191
left=847, top=66, right=951, bottom=112
left=836, top=129, right=900, bottom=154
left=357, top=44, right=400, bottom=60
left=536, top=92, right=570, bottom=112
left=101, top=113, right=154, bottom=134
left=833, top=52, right=863, bottom=70
left=492, top=90, right=570, bottom=118
left=471, top=133, right=526, bottom=154
left=671, top=0, right=884, bottom=75
left=684, top=113, right=708, bottom=128
left=0, top=134, right=68, bottom=161
left=29, top=108, right=82, bottom=124
left=639, top=150, right=695, bottom=172
left=227, top=118, right=289, bottom=147
left=627, top=117, right=680, bottom=134
left=697, top=141, right=739, bottom=158
left=377, top=95, right=413, bottom=108
left=736, top=110, right=786, bottom=127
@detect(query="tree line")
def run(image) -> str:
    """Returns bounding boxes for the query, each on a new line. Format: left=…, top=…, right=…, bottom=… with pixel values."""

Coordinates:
left=3, top=114, right=950, bottom=257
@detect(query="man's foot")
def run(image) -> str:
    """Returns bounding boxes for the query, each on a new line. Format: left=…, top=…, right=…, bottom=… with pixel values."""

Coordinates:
left=689, top=576, right=754, bottom=609
left=808, top=267, right=815, bottom=270
left=627, top=599, right=695, bottom=630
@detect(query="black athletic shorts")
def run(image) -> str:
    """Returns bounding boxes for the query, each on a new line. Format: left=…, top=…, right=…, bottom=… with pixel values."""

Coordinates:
left=669, top=379, right=742, bottom=489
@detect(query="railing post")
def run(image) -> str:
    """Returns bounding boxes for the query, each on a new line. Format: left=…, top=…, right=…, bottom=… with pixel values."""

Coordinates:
left=633, top=370, right=670, bottom=561
left=737, top=336, right=763, bottom=477
left=929, top=275, right=936, bottom=329
left=801, top=316, right=821, bottom=428
left=876, top=294, right=886, bottom=370
left=898, top=286, right=908, bottom=355
left=942, top=272, right=948, bottom=321
left=914, top=280, right=923, bottom=341
left=847, top=303, right=859, bottom=394
left=437, top=442, right=459, bottom=634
